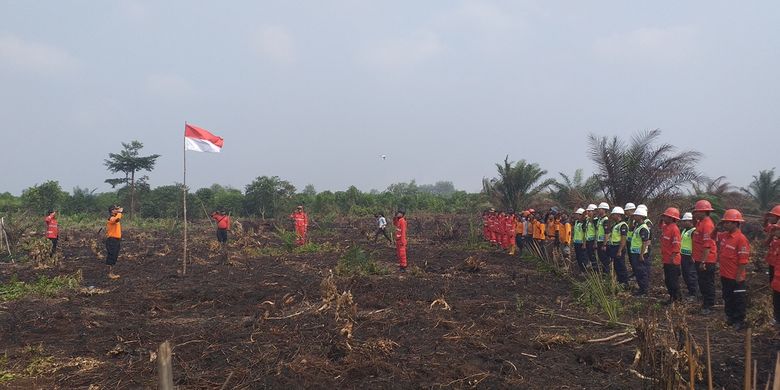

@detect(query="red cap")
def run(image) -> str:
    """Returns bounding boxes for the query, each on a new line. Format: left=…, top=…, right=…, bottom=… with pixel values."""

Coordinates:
left=767, top=205, right=780, bottom=218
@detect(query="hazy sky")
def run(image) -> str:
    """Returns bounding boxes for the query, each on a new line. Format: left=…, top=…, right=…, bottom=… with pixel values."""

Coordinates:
left=1, top=1, right=778, bottom=195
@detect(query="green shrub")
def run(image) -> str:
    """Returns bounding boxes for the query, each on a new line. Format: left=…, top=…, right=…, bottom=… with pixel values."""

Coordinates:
left=335, top=247, right=388, bottom=276
left=574, top=270, right=622, bottom=324
left=0, top=271, right=82, bottom=302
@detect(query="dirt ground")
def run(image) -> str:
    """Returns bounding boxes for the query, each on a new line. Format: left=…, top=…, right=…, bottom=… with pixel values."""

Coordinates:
left=1, top=217, right=778, bottom=389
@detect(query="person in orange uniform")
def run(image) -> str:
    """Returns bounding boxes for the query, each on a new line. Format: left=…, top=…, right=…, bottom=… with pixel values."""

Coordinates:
left=764, top=205, right=780, bottom=282
left=660, top=207, right=682, bottom=304
left=717, top=209, right=751, bottom=329
left=506, top=210, right=517, bottom=255
left=290, top=205, right=309, bottom=246
left=545, top=213, right=558, bottom=259
left=532, top=213, right=546, bottom=248
left=394, top=209, right=408, bottom=272
left=558, top=213, right=572, bottom=261
left=44, top=210, right=59, bottom=257
left=211, top=210, right=230, bottom=246
left=487, top=209, right=498, bottom=246
left=105, top=205, right=123, bottom=280
left=692, top=200, right=718, bottom=315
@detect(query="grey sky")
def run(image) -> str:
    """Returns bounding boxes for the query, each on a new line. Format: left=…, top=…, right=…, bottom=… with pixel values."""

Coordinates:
left=1, top=1, right=778, bottom=195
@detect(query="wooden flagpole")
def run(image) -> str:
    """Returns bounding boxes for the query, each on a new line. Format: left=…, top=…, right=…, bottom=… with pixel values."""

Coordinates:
left=183, top=121, right=188, bottom=275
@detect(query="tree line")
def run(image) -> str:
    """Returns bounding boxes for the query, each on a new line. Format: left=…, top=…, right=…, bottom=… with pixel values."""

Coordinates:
left=1, top=131, right=778, bottom=219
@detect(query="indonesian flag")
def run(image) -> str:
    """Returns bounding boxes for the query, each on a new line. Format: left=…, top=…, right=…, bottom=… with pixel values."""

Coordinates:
left=185, top=123, right=224, bottom=153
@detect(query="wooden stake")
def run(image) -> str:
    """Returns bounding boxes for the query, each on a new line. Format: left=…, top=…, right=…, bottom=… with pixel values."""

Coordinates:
left=754, top=359, right=758, bottom=390
left=686, top=330, right=695, bottom=390
left=158, top=341, right=174, bottom=390
left=745, top=327, right=752, bottom=390
left=707, top=327, right=713, bottom=390
left=773, top=352, right=780, bottom=390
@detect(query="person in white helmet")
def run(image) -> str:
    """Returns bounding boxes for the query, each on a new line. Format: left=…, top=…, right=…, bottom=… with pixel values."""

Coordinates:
left=607, top=206, right=630, bottom=288
left=624, top=203, right=637, bottom=248
left=629, top=207, right=652, bottom=296
left=585, top=204, right=598, bottom=269
left=596, top=202, right=611, bottom=274
left=678, top=212, right=699, bottom=299
left=572, top=208, right=587, bottom=272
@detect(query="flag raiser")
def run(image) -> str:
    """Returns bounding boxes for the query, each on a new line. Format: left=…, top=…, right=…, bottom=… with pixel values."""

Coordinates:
left=185, top=124, right=224, bottom=153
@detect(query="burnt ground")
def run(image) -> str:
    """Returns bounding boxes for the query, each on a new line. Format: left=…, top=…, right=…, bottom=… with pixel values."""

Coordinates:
left=1, top=218, right=779, bottom=389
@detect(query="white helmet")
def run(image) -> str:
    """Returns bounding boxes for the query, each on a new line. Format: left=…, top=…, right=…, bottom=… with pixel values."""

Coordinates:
left=681, top=212, right=693, bottom=221
left=611, top=207, right=625, bottom=215
left=637, top=204, right=647, bottom=210
left=624, top=203, right=636, bottom=211
left=574, top=208, right=585, bottom=215
left=586, top=204, right=597, bottom=211
left=598, top=202, right=610, bottom=210
left=634, top=208, right=648, bottom=217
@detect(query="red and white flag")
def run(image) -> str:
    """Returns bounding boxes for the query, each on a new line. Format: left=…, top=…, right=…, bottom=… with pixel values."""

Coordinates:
left=185, top=123, right=224, bottom=153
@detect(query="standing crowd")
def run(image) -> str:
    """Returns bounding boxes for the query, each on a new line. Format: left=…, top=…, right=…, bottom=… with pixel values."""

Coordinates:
left=41, top=199, right=780, bottom=329
left=483, top=201, right=780, bottom=330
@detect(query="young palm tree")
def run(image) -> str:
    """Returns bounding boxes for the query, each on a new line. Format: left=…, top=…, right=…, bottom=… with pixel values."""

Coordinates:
left=482, top=156, right=555, bottom=211
left=742, top=169, right=780, bottom=210
left=588, top=130, right=701, bottom=208
left=551, top=169, right=602, bottom=209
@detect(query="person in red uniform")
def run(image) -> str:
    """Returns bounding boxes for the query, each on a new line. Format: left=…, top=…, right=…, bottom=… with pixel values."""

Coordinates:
left=692, top=199, right=718, bottom=315
left=764, top=205, right=780, bottom=282
left=394, top=209, right=408, bottom=272
left=482, top=210, right=490, bottom=242
left=717, top=209, right=750, bottom=329
left=290, top=205, right=309, bottom=246
left=487, top=209, right=498, bottom=246
left=505, top=210, right=517, bottom=254
left=44, top=210, right=59, bottom=257
left=765, top=207, right=780, bottom=324
left=660, top=207, right=682, bottom=304
left=211, top=210, right=230, bottom=245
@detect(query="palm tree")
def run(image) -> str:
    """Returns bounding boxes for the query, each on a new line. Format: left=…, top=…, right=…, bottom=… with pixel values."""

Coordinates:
left=742, top=169, right=780, bottom=210
left=691, top=176, right=733, bottom=197
left=482, top=156, right=555, bottom=211
left=551, top=169, right=602, bottom=210
left=588, top=129, right=701, bottom=208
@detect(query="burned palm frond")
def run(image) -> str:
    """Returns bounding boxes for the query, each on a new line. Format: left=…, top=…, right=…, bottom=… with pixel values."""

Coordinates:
left=633, top=313, right=703, bottom=389
left=459, top=256, right=484, bottom=273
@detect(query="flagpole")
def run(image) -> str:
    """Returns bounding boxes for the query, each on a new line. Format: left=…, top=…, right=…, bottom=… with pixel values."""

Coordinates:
left=183, top=121, right=188, bottom=276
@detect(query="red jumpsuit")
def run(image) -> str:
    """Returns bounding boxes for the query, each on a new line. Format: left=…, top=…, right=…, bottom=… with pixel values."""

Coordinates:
left=45, top=214, right=59, bottom=239
left=394, top=215, right=408, bottom=268
left=504, top=215, right=516, bottom=250
left=290, top=211, right=308, bottom=245
left=488, top=214, right=498, bottom=244
left=482, top=214, right=490, bottom=241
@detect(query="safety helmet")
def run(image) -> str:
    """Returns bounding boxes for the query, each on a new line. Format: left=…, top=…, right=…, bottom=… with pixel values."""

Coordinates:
left=766, top=205, right=780, bottom=218
left=574, top=208, right=585, bottom=215
left=694, top=200, right=715, bottom=212
left=721, top=209, right=744, bottom=223
left=528, top=208, right=536, bottom=213
left=611, top=207, right=625, bottom=215
left=662, top=207, right=681, bottom=220
left=634, top=208, right=648, bottom=217
left=598, top=202, right=610, bottom=210
left=624, top=203, right=636, bottom=211
left=586, top=204, right=597, bottom=211
left=637, top=204, right=647, bottom=210
left=681, top=212, right=693, bottom=221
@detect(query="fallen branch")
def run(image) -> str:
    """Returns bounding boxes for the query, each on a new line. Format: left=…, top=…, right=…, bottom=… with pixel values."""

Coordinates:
left=587, top=332, right=631, bottom=343
left=266, top=309, right=308, bottom=320
left=520, top=352, right=537, bottom=358
left=612, top=337, right=635, bottom=346
left=629, top=369, right=657, bottom=382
